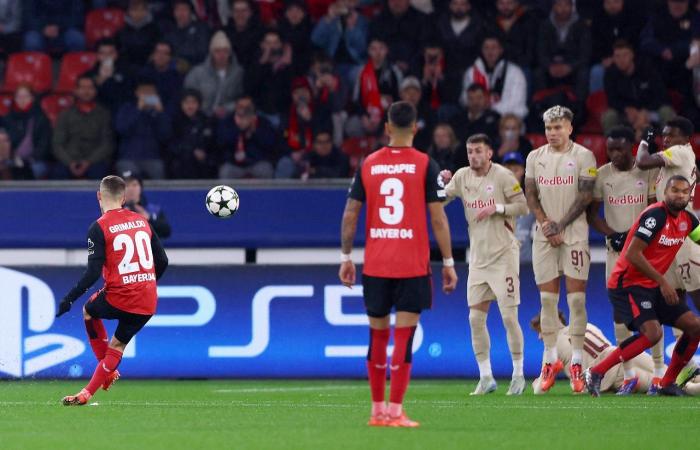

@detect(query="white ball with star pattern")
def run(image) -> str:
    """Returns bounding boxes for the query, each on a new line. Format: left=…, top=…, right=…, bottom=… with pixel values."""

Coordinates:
left=206, top=185, right=239, bottom=218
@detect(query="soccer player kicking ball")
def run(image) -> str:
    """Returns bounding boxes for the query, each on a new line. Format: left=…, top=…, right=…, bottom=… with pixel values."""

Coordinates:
left=339, top=101, right=458, bottom=427
left=441, top=134, right=528, bottom=395
left=586, top=176, right=700, bottom=397
left=524, top=105, right=597, bottom=393
left=587, top=126, right=666, bottom=395
left=56, top=175, right=169, bottom=405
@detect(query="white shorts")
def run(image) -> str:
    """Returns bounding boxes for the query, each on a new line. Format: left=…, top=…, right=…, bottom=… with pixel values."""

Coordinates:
left=467, top=250, right=520, bottom=307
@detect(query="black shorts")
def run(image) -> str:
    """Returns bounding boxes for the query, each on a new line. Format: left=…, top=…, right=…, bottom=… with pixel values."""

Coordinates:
left=84, top=290, right=152, bottom=344
left=362, top=274, right=432, bottom=318
left=609, top=285, right=691, bottom=331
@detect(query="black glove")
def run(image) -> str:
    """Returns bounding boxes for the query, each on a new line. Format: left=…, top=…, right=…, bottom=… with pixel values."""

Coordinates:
left=643, top=126, right=657, bottom=153
left=607, top=231, right=628, bottom=252
left=56, top=299, right=73, bottom=317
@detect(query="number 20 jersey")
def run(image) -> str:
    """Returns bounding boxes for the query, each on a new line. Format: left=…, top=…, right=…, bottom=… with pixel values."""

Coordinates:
left=95, top=208, right=158, bottom=315
left=349, top=147, right=444, bottom=278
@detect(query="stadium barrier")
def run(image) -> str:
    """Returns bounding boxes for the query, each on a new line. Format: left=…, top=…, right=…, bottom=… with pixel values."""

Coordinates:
left=0, top=263, right=686, bottom=380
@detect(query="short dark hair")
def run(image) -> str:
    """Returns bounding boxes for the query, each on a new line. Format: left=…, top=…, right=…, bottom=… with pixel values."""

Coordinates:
left=466, top=83, right=487, bottom=94
left=666, top=174, right=691, bottom=189
left=607, top=125, right=635, bottom=143
left=388, top=101, right=416, bottom=129
left=666, top=116, right=694, bottom=138
left=96, top=38, right=118, bottom=50
left=100, top=175, right=126, bottom=198
left=181, top=88, right=202, bottom=104
left=76, top=75, right=96, bottom=88
left=612, top=39, right=634, bottom=53
left=481, top=34, right=503, bottom=47
left=467, top=133, right=492, bottom=147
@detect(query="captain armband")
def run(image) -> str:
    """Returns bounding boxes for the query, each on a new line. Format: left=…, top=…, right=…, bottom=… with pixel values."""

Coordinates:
left=689, top=225, right=700, bottom=243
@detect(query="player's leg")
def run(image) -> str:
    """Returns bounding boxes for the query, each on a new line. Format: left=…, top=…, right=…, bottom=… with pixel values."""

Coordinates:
left=627, top=351, right=656, bottom=393
left=361, top=275, right=392, bottom=425
left=83, top=291, right=108, bottom=360
left=659, top=310, right=700, bottom=394
left=468, top=299, right=497, bottom=395
left=608, top=250, right=638, bottom=392
left=563, top=242, right=590, bottom=393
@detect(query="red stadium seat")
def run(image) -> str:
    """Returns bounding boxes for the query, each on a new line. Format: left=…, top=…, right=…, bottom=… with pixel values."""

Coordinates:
left=85, top=8, right=125, bottom=49
left=41, top=94, right=75, bottom=125
left=580, top=91, right=608, bottom=134
left=575, top=134, right=607, bottom=166
left=2, top=52, right=52, bottom=93
left=0, top=93, right=13, bottom=116
left=525, top=133, right=547, bottom=149
left=55, top=52, right=97, bottom=93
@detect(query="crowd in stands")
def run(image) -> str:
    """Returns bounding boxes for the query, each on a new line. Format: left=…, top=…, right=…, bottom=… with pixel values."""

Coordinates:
left=2, top=0, right=700, bottom=180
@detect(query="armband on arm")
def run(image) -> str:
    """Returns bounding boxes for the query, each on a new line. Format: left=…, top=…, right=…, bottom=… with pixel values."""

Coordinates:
left=689, top=225, right=700, bottom=243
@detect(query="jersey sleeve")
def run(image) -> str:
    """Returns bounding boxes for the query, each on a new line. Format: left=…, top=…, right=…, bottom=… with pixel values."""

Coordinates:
left=686, top=212, right=700, bottom=242
left=578, top=150, right=598, bottom=180
left=634, top=207, right=667, bottom=244
left=647, top=168, right=659, bottom=199
left=659, top=147, right=680, bottom=168
left=444, top=168, right=463, bottom=200
left=61, top=222, right=106, bottom=304
left=426, top=157, right=446, bottom=203
left=593, top=175, right=603, bottom=201
left=347, top=162, right=365, bottom=202
left=501, top=169, right=524, bottom=199
left=150, top=223, right=169, bottom=279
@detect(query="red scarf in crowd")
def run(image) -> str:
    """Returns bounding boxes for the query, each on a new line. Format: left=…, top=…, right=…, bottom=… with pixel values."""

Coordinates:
left=76, top=101, right=96, bottom=114
left=286, top=104, right=313, bottom=152
left=359, top=61, right=383, bottom=117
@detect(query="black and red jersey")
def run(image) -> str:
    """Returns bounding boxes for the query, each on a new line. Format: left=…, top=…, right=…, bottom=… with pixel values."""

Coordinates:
left=348, top=146, right=444, bottom=278
left=608, top=201, right=700, bottom=289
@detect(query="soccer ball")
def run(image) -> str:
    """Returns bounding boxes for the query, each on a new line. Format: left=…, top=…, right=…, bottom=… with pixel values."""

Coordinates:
left=205, top=185, right=239, bottom=218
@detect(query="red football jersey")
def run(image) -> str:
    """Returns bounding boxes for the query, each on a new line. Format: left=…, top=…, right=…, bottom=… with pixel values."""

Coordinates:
left=608, top=201, right=699, bottom=289
left=349, top=146, right=444, bottom=278
left=97, top=208, right=159, bottom=315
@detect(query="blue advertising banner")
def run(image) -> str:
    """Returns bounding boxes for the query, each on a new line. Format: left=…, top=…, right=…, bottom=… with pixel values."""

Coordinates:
left=0, top=264, right=688, bottom=380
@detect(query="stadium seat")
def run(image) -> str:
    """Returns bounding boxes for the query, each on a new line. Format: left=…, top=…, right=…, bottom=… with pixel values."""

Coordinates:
left=342, top=136, right=376, bottom=173
left=41, top=94, right=75, bottom=125
left=2, top=52, right=52, bottom=94
left=580, top=91, right=608, bottom=134
left=576, top=134, right=607, bottom=166
left=525, top=133, right=547, bottom=149
left=0, top=93, right=13, bottom=116
left=85, top=8, right=125, bottom=49
left=55, top=52, right=97, bottom=93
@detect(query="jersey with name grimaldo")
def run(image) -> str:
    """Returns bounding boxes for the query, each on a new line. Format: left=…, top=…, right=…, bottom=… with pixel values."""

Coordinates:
left=349, top=146, right=444, bottom=278
left=608, top=202, right=700, bottom=289
left=97, top=208, right=158, bottom=314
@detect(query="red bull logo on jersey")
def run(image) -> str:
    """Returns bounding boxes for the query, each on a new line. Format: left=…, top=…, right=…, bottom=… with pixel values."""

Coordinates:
left=658, top=235, right=685, bottom=247
left=370, top=164, right=416, bottom=175
left=607, top=194, right=645, bottom=206
left=464, top=198, right=495, bottom=209
left=537, top=175, right=574, bottom=186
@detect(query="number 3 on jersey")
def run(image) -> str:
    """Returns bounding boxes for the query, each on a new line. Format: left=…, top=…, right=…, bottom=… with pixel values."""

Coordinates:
left=379, top=178, right=404, bottom=225
left=114, top=231, right=154, bottom=275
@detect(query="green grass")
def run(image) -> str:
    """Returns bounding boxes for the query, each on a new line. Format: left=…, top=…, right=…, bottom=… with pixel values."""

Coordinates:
left=1, top=379, right=699, bottom=450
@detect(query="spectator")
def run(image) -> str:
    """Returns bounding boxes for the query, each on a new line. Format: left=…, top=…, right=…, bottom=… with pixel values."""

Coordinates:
left=139, top=41, right=183, bottom=118
left=435, top=0, right=484, bottom=92
left=305, top=52, right=347, bottom=144
left=123, top=175, right=172, bottom=239
left=0, top=0, right=22, bottom=55
left=224, top=0, right=265, bottom=68
left=427, top=123, right=465, bottom=172
left=114, top=77, right=171, bottom=179
left=448, top=83, right=500, bottom=145
left=52, top=76, right=113, bottom=179
left=502, top=151, right=534, bottom=262
left=310, top=0, right=368, bottom=83
left=279, top=1, right=313, bottom=76
left=368, top=0, right=433, bottom=72
left=85, top=38, right=135, bottom=114
left=588, top=0, right=645, bottom=93
left=640, top=0, right=694, bottom=102
left=346, top=38, right=402, bottom=138
left=535, top=0, right=591, bottom=101
left=2, top=85, right=52, bottom=179
left=489, top=0, right=538, bottom=70
left=164, top=0, right=211, bottom=69
left=184, top=31, right=244, bottom=118
left=23, top=0, right=85, bottom=53
left=167, top=89, right=216, bottom=179
left=602, top=40, right=675, bottom=135
left=216, top=96, right=276, bottom=179
left=399, top=76, right=435, bottom=150
left=460, top=34, right=528, bottom=119
left=493, top=113, right=532, bottom=162
left=245, top=29, right=293, bottom=128
left=117, top=0, right=161, bottom=66
left=0, top=128, right=33, bottom=180
left=305, top=130, right=350, bottom=178
left=277, top=77, right=321, bottom=178
left=417, top=43, right=458, bottom=117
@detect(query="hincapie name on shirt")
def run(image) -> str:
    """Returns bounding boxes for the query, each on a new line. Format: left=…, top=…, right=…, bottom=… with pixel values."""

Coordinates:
left=370, top=164, right=416, bottom=175
left=537, top=175, right=574, bottom=186
left=108, top=220, right=147, bottom=233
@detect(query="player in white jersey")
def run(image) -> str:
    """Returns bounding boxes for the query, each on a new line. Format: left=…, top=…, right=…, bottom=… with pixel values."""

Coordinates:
left=587, top=126, right=665, bottom=395
left=443, top=134, right=529, bottom=396
left=524, top=105, right=597, bottom=393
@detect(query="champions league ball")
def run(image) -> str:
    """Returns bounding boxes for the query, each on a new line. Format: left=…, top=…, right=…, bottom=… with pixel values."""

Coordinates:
left=206, top=185, right=239, bottom=218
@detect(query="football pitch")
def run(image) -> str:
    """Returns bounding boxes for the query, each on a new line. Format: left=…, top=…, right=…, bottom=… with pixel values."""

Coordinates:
left=1, top=379, right=700, bottom=450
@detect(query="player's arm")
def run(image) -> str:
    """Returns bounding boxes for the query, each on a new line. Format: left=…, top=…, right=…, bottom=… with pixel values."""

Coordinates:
left=150, top=224, right=169, bottom=279
left=587, top=199, right=628, bottom=252
left=502, top=179, right=528, bottom=217
left=339, top=166, right=365, bottom=287
left=636, top=128, right=665, bottom=170
left=524, top=177, right=547, bottom=224
left=56, top=222, right=106, bottom=317
left=549, top=177, right=595, bottom=234
left=426, top=158, right=457, bottom=293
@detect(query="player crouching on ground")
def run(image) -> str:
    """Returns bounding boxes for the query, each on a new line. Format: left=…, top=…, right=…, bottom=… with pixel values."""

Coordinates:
left=586, top=176, right=700, bottom=397
left=56, top=175, right=169, bottom=405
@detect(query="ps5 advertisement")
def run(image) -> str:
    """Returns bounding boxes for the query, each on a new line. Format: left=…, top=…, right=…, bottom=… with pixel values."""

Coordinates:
left=0, top=264, right=689, bottom=379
